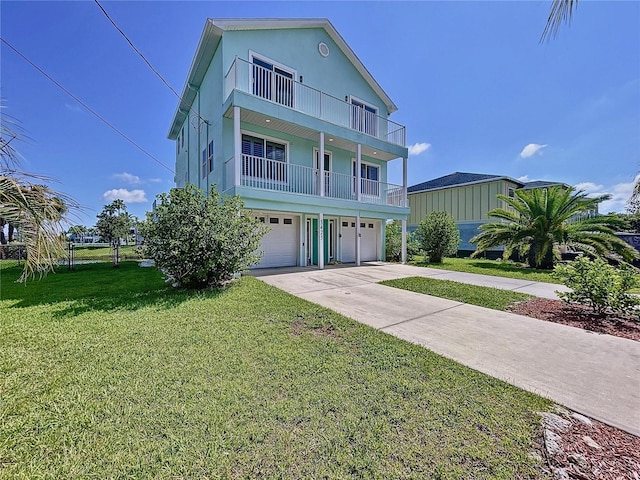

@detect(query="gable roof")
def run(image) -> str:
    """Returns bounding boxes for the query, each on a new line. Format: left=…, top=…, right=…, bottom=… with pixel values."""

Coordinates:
left=521, top=180, right=570, bottom=190
left=408, top=172, right=524, bottom=194
left=168, top=18, right=398, bottom=139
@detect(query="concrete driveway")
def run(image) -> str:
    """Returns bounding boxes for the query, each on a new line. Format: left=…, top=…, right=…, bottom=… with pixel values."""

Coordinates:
left=254, top=263, right=640, bottom=437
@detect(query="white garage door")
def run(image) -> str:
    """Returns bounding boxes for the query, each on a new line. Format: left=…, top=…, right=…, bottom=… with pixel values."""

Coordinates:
left=361, top=221, right=380, bottom=261
left=340, top=219, right=379, bottom=263
left=255, top=215, right=299, bottom=268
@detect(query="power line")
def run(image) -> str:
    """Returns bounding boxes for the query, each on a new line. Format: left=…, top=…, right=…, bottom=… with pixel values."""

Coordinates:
left=93, top=0, right=207, bottom=127
left=1, top=37, right=174, bottom=174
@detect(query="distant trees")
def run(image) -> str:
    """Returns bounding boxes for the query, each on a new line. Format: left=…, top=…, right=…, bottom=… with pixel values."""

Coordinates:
left=96, top=200, right=132, bottom=246
left=0, top=105, right=75, bottom=280
left=471, top=186, right=638, bottom=269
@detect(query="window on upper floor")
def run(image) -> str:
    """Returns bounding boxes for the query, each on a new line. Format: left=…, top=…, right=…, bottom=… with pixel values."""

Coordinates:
left=508, top=187, right=515, bottom=198
left=181, top=127, right=184, bottom=148
left=207, top=141, right=214, bottom=173
left=241, top=133, right=287, bottom=182
left=350, top=97, right=378, bottom=137
left=352, top=160, right=380, bottom=197
left=201, top=147, right=207, bottom=179
left=251, top=53, right=295, bottom=108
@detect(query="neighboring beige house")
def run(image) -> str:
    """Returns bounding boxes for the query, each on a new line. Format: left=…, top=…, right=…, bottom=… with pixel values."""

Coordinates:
left=407, top=172, right=572, bottom=255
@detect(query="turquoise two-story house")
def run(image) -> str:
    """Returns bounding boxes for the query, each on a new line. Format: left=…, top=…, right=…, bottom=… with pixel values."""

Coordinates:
left=168, top=18, right=409, bottom=268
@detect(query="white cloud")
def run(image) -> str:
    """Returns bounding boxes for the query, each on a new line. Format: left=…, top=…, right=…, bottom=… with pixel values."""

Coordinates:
left=64, top=103, right=82, bottom=112
left=519, top=143, right=547, bottom=159
left=574, top=174, right=640, bottom=213
left=408, top=142, right=431, bottom=156
left=573, top=182, right=603, bottom=194
left=517, top=175, right=530, bottom=182
left=102, top=189, right=147, bottom=203
left=112, top=172, right=142, bottom=185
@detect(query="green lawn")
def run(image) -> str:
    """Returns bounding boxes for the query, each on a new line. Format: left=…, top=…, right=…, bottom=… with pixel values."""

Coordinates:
left=72, top=244, right=143, bottom=261
left=410, top=256, right=560, bottom=284
left=380, top=276, right=533, bottom=311
left=0, top=262, right=550, bottom=478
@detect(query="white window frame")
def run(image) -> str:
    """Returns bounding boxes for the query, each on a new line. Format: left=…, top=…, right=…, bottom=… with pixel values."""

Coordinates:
left=349, top=95, right=379, bottom=137
left=313, top=147, right=333, bottom=197
left=241, top=130, right=290, bottom=185
left=249, top=50, right=297, bottom=108
left=352, top=159, right=380, bottom=198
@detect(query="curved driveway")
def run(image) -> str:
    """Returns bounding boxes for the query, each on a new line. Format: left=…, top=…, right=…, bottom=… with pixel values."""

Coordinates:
left=254, top=263, right=640, bottom=437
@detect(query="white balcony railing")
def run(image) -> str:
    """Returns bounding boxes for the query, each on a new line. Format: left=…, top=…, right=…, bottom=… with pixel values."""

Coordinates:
left=224, top=57, right=406, bottom=147
left=229, top=154, right=406, bottom=207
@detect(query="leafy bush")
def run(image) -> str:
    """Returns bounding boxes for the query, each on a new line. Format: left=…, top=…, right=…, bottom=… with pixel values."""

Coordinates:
left=141, top=184, right=269, bottom=289
left=553, top=257, right=640, bottom=314
left=385, top=220, right=420, bottom=262
left=415, top=212, right=460, bottom=263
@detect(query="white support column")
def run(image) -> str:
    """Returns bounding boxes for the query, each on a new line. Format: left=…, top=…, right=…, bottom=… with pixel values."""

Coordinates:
left=356, top=214, right=361, bottom=266
left=403, top=156, right=408, bottom=207
left=318, top=213, right=324, bottom=270
left=401, top=220, right=407, bottom=264
left=299, top=214, right=306, bottom=267
left=402, top=155, right=408, bottom=264
left=356, top=144, right=362, bottom=202
left=319, top=132, right=325, bottom=197
left=233, top=106, right=241, bottom=187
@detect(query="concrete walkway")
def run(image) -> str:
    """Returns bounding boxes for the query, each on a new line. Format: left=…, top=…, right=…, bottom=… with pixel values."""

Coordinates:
left=253, top=263, right=640, bottom=437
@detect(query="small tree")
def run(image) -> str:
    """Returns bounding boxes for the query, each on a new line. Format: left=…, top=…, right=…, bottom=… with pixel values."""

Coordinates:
left=415, top=211, right=460, bottom=263
left=96, top=200, right=132, bottom=247
left=553, top=257, right=640, bottom=315
left=140, top=184, right=269, bottom=289
left=385, top=220, right=420, bottom=262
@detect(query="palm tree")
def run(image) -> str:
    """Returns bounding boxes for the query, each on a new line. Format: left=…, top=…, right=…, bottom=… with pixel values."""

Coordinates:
left=470, top=186, right=638, bottom=269
left=541, top=0, right=579, bottom=42
left=0, top=105, right=76, bottom=281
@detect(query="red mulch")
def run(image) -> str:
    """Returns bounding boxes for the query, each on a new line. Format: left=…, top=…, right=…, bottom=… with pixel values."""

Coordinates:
left=541, top=407, right=640, bottom=479
left=508, top=298, right=640, bottom=477
left=508, top=297, right=640, bottom=342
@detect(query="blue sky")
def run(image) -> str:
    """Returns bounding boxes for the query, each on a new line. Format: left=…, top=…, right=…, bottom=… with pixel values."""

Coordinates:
left=2, top=1, right=639, bottom=226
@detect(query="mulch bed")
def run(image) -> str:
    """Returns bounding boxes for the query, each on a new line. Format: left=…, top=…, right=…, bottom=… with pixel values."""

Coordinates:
left=508, top=297, right=640, bottom=342
left=538, top=406, right=640, bottom=479
left=507, top=298, right=640, bottom=477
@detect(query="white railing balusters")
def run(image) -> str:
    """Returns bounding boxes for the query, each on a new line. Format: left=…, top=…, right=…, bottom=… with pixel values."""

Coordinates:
left=236, top=154, right=404, bottom=206
left=225, top=58, right=406, bottom=147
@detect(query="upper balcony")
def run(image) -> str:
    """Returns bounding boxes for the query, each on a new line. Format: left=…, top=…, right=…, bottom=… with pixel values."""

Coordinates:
left=224, top=57, right=406, bottom=148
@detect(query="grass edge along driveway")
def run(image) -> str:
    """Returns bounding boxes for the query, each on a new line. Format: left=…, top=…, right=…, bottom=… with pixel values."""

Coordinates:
left=380, top=276, right=534, bottom=312
left=0, top=262, right=550, bottom=479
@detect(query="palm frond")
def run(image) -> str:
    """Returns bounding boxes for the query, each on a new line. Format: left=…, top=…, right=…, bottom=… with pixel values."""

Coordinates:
left=541, top=0, right=579, bottom=43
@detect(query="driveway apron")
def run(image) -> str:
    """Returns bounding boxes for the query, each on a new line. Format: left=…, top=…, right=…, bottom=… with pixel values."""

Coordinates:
left=254, top=263, right=640, bottom=437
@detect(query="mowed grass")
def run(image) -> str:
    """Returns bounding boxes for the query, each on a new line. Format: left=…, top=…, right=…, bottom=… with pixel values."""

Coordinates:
left=72, top=244, right=142, bottom=261
left=380, top=276, right=533, bottom=311
left=0, top=262, right=550, bottom=478
left=410, top=257, right=560, bottom=284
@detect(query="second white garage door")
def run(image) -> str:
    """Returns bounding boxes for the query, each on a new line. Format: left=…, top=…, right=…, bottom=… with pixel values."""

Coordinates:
left=255, top=215, right=299, bottom=268
left=340, top=219, right=379, bottom=263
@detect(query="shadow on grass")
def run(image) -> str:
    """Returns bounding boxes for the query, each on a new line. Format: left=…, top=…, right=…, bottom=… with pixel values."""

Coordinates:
left=0, top=261, right=230, bottom=317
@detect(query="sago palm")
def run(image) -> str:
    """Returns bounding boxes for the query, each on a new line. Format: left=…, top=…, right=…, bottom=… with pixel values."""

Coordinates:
left=470, top=186, right=638, bottom=269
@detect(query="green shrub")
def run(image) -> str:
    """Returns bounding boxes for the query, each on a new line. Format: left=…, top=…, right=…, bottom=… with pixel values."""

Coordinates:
left=553, top=257, right=640, bottom=314
left=141, top=184, right=269, bottom=289
left=415, top=212, right=460, bottom=263
left=385, top=220, right=420, bottom=262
